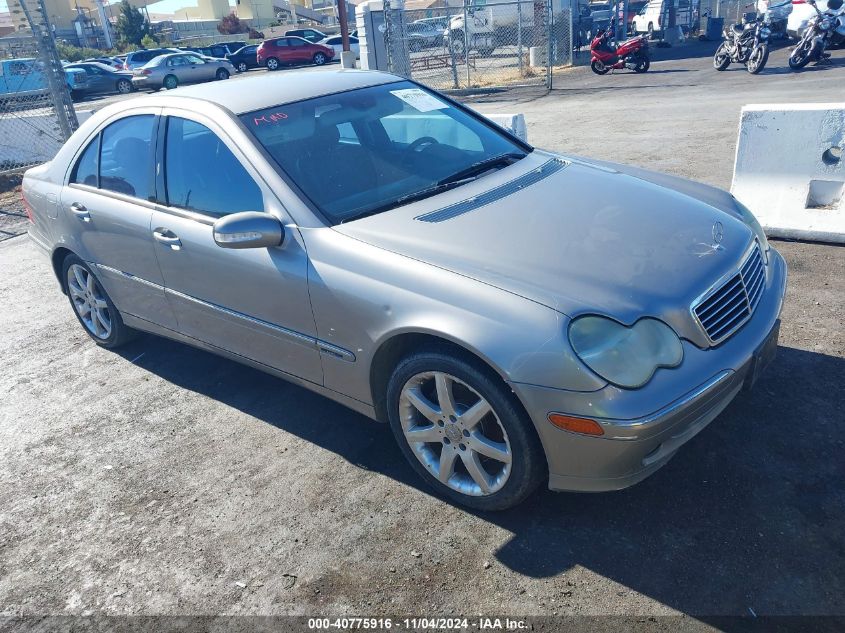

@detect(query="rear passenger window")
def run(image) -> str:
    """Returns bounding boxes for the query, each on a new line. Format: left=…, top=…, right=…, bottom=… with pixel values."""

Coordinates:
left=98, top=115, right=155, bottom=200
left=164, top=117, right=263, bottom=217
left=71, top=135, right=99, bottom=187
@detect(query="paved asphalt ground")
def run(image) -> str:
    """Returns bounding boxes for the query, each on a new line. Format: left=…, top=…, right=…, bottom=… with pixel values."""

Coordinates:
left=1, top=44, right=844, bottom=624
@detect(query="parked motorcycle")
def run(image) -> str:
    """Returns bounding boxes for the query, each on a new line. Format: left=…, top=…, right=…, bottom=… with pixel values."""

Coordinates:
left=590, top=24, right=650, bottom=75
left=789, top=0, right=844, bottom=69
left=713, top=12, right=772, bottom=74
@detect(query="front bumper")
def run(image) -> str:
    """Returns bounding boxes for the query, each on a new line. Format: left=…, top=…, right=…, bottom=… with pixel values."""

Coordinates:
left=511, top=248, right=787, bottom=492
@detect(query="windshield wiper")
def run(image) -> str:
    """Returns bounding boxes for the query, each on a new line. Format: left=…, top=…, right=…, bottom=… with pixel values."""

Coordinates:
left=339, top=152, right=527, bottom=224
left=437, top=151, right=526, bottom=186
left=341, top=178, right=476, bottom=223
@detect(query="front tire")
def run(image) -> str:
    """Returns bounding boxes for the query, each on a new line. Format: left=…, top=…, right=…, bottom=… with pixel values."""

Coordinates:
left=237, top=61, right=248, bottom=72
left=713, top=42, right=731, bottom=70
left=62, top=254, right=136, bottom=349
left=591, top=59, right=611, bottom=74
left=746, top=42, right=769, bottom=74
left=313, top=52, right=327, bottom=65
left=789, top=40, right=812, bottom=69
left=386, top=350, right=546, bottom=511
left=265, top=56, right=280, bottom=70
left=216, top=68, right=230, bottom=80
left=633, top=55, right=650, bottom=72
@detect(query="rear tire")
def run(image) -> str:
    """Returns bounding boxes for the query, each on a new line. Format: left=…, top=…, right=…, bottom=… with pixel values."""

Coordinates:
left=386, top=349, right=546, bottom=511
left=163, top=74, right=178, bottom=90
left=746, top=42, right=768, bottom=74
left=62, top=254, right=137, bottom=349
left=713, top=42, right=731, bottom=70
left=116, top=78, right=132, bottom=94
left=591, top=59, right=611, bottom=74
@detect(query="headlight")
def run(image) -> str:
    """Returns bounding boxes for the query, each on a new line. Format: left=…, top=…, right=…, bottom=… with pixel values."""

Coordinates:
left=569, top=316, right=683, bottom=389
left=733, top=197, right=769, bottom=263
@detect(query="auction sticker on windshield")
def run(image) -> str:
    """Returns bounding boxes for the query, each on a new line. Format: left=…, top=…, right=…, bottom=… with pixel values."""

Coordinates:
left=390, top=88, right=448, bottom=112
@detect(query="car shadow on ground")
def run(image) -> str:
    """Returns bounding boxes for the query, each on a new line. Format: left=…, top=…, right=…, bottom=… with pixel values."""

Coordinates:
left=117, top=338, right=844, bottom=615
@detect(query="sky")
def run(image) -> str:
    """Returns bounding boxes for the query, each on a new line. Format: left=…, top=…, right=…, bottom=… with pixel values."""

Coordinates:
left=0, top=0, right=234, bottom=16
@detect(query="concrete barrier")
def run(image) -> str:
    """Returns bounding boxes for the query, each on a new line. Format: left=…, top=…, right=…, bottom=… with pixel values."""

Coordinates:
left=475, top=112, right=528, bottom=143
left=731, top=103, right=845, bottom=244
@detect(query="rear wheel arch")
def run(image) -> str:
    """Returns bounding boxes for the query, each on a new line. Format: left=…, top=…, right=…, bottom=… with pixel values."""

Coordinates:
left=51, top=246, right=74, bottom=293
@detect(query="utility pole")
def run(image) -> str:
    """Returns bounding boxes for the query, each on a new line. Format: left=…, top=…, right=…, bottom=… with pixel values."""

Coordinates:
left=337, top=0, right=355, bottom=66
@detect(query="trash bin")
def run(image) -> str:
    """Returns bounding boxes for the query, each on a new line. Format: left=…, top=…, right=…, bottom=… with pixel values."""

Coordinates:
left=706, top=16, right=725, bottom=41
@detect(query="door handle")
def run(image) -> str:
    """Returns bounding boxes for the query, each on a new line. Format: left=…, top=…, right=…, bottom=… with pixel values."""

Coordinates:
left=153, top=228, right=182, bottom=250
left=69, top=202, right=90, bottom=222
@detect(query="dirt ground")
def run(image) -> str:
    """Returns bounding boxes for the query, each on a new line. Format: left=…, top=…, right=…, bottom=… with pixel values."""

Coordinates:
left=1, top=45, right=844, bottom=625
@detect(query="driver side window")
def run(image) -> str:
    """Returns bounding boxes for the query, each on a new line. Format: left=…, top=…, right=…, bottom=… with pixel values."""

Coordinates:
left=163, top=117, right=264, bottom=217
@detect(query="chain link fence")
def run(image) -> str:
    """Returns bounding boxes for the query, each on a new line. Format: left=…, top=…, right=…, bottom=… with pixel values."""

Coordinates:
left=1, top=0, right=78, bottom=173
left=383, top=0, right=572, bottom=91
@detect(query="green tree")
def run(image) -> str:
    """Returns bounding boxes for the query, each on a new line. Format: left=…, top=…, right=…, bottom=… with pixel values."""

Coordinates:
left=115, top=0, right=152, bottom=47
left=140, top=33, right=158, bottom=48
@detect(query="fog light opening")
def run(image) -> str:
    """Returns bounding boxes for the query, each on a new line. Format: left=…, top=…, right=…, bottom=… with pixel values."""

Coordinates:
left=548, top=413, right=605, bottom=437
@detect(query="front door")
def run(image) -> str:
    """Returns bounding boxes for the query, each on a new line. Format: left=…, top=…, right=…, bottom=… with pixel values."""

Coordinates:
left=150, top=114, right=323, bottom=384
left=62, top=110, right=177, bottom=329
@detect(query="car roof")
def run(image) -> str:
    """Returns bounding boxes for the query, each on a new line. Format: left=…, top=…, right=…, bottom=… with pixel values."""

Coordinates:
left=139, top=69, right=403, bottom=114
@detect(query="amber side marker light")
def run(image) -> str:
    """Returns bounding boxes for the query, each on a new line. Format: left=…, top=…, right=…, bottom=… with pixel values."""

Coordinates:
left=548, top=413, right=605, bottom=437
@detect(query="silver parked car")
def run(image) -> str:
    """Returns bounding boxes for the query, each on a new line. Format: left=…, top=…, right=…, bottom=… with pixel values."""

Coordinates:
left=131, top=52, right=234, bottom=91
left=23, top=71, right=786, bottom=510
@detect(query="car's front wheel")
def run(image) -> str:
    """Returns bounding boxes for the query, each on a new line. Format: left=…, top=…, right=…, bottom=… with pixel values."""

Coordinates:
left=62, top=254, right=136, bottom=348
left=313, top=52, right=327, bottom=65
left=386, top=350, right=546, bottom=510
left=237, top=61, right=248, bottom=72
left=266, top=57, right=280, bottom=70
left=216, top=68, right=230, bottom=80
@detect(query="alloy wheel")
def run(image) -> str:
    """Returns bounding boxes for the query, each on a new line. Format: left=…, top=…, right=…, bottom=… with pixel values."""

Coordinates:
left=67, top=264, right=112, bottom=340
left=237, top=62, right=248, bottom=72
left=398, top=371, right=512, bottom=497
left=266, top=57, right=279, bottom=70
left=117, top=79, right=132, bottom=93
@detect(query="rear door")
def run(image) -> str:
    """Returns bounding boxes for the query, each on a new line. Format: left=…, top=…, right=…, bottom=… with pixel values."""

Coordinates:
left=149, top=112, right=322, bottom=383
left=287, top=38, right=311, bottom=62
left=61, top=109, right=177, bottom=329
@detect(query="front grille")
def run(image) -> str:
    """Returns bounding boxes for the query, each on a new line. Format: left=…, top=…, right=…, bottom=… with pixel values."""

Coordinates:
left=693, top=242, right=766, bottom=344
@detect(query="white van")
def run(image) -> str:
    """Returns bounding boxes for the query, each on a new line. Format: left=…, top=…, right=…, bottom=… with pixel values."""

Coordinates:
left=631, top=0, right=696, bottom=36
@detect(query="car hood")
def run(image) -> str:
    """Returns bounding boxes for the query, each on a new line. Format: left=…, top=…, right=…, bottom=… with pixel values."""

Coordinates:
left=333, top=151, right=755, bottom=346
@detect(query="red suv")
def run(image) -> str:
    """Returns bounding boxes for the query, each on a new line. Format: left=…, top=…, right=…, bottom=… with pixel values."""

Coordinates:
left=257, top=36, right=335, bottom=70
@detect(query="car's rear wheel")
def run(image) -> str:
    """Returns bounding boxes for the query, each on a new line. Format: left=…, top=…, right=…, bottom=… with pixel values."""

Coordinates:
left=62, top=255, right=136, bottom=349
left=163, top=74, right=178, bottom=90
left=266, top=56, right=280, bottom=70
left=216, top=68, right=230, bottom=80
left=313, top=52, right=327, bottom=65
left=237, top=61, right=248, bottom=72
left=386, top=350, right=546, bottom=510
left=116, top=78, right=132, bottom=94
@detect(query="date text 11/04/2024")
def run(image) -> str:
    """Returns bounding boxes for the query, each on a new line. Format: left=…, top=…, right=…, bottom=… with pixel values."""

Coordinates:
left=307, top=618, right=528, bottom=629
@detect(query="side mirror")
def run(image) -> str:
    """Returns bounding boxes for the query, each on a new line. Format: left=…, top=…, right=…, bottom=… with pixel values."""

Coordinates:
left=213, top=212, right=284, bottom=249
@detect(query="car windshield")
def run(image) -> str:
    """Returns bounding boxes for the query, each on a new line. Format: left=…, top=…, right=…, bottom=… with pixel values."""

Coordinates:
left=241, top=81, right=529, bottom=225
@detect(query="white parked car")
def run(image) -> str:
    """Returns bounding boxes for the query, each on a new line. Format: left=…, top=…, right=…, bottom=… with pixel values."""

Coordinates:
left=631, top=0, right=695, bottom=36
left=318, top=35, right=360, bottom=59
left=786, top=0, right=835, bottom=37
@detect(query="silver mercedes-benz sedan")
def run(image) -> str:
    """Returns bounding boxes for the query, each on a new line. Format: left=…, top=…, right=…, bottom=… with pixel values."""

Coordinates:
left=23, top=71, right=786, bottom=510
